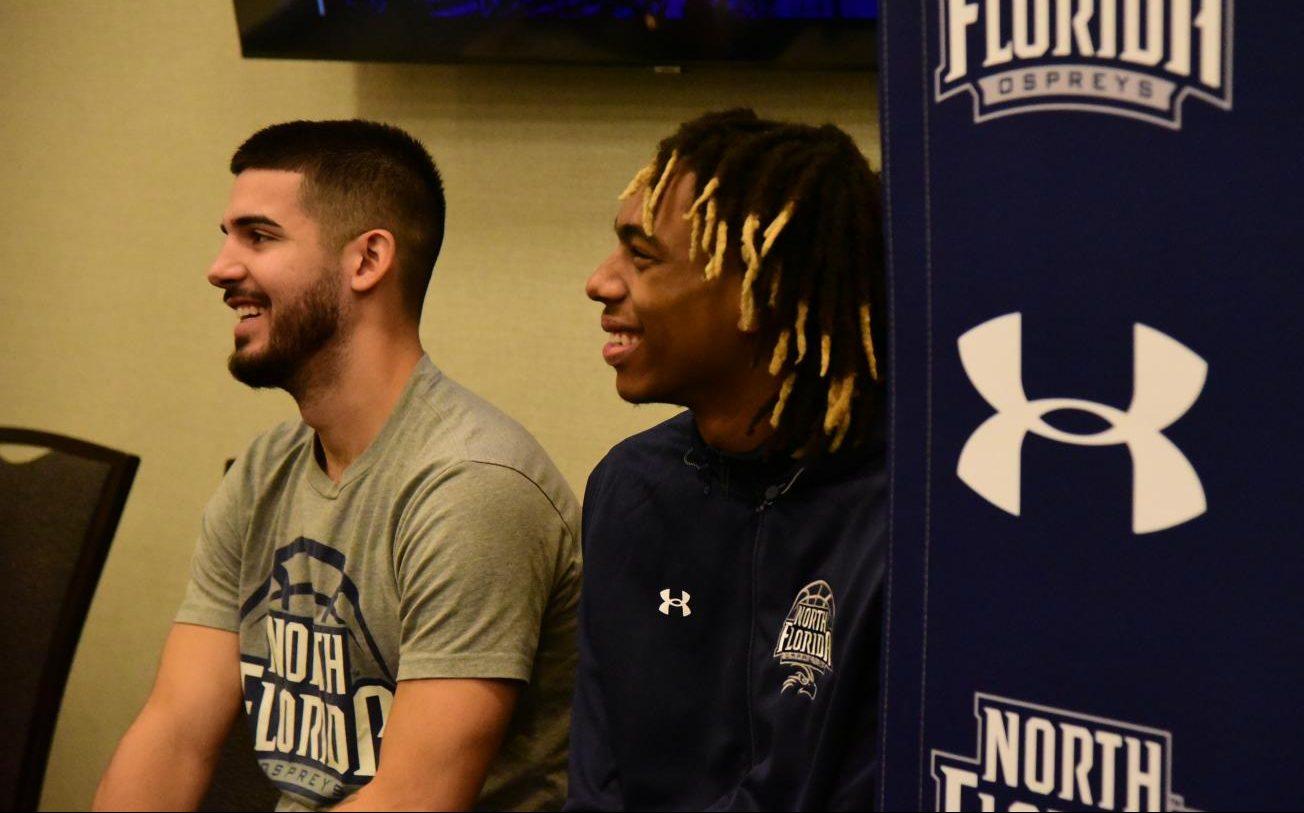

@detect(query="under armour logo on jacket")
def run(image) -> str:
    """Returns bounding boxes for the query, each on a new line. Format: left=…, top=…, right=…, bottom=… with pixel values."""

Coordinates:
left=659, top=589, right=691, bottom=617
left=957, top=312, right=1207, bottom=534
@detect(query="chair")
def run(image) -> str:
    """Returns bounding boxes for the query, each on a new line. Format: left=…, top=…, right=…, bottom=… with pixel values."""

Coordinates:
left=0, top=428, right=138, bottom=812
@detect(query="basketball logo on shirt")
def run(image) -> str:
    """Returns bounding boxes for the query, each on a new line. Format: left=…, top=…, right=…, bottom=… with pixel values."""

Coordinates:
left=238, top=537, right=395, bottom=805
left=773, top=580, right=836, bottom=699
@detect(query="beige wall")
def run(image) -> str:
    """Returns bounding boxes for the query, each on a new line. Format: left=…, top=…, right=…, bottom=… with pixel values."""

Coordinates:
left=0, top=1, right=878, bottom=808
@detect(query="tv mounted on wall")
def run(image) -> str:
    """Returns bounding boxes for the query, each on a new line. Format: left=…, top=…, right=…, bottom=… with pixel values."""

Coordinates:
left=234, top=0, right=876, bottom=69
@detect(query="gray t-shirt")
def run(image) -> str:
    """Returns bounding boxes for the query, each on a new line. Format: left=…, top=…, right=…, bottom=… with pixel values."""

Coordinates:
left=176, top=357, right=581, bottom=811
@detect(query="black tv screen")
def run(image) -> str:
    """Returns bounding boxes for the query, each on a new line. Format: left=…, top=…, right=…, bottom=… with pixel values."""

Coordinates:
left=234, top=0, right=876, bottom=68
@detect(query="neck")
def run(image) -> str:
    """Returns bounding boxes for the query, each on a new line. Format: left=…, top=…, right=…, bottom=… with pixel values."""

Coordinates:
left=690, top=366, right=780, bottom=455
left=293, top=322, right=424, bottom=482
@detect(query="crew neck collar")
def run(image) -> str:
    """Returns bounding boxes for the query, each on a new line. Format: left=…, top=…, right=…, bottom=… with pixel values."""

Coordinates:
left=304, top=356, right=439, bottom=499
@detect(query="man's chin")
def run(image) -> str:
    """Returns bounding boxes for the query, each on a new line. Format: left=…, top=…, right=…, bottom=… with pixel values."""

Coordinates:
left=228, top=348, right=293, bottom=390
left=614, top=374, right=675, bottom=407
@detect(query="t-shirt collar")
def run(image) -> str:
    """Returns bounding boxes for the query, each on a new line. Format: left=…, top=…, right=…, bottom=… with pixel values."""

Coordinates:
left=304, top=356, right=441, bottom=499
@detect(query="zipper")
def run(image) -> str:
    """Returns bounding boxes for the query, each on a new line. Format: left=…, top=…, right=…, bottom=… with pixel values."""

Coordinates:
left=745, top=466, right=803, bottom=768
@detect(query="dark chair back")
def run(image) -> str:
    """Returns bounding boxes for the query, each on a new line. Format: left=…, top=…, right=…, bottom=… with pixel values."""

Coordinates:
left=0, top=428, right=138, bottom=811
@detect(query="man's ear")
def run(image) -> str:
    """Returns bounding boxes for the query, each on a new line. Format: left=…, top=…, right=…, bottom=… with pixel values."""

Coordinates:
left=344, top=229, right=398, bottom=294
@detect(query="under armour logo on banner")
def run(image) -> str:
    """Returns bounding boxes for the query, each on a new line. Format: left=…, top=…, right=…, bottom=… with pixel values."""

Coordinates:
left=659, top=589, right=691, bottom=617
left=957, top=312, right=1208, bottom=534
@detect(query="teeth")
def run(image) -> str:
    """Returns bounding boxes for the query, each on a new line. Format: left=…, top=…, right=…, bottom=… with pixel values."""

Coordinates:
left=609, top=331, right=640, bottom=347
left=235, top=305, right=264, bottom=320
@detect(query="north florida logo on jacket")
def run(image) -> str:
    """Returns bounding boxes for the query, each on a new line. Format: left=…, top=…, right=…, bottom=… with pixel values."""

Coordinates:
left=238, top=538, right=394, bottom=805
left=774, top=580, right=836, bottom=699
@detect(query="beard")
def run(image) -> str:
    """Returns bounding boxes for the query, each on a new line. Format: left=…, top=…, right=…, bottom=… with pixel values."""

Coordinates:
left=228, top=269, right=342, bottom=392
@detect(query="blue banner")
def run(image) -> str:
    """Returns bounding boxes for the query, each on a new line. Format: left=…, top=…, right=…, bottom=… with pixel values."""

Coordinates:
left=877, top=1, right=1304, bottom=810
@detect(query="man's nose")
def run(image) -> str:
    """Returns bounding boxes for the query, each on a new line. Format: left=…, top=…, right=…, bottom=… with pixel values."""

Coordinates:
left=206, top=242, right=246, bottom=289
left=586, top=251, right=626, bottom=303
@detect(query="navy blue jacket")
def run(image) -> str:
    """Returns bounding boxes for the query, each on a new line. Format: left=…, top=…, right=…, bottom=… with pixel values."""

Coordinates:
left=567, top=412, right=887, bottom=811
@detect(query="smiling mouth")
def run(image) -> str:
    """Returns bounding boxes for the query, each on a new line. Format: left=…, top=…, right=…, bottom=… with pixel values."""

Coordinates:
left=235, top=305, right=265, bottom=321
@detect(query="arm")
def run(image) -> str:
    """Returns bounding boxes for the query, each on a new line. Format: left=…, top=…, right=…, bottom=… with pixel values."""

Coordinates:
left=93, top=623, right=242, bottom=811
left=370, top=461, right=576, bottom=809
left=334, top=678, right=520, bottom=811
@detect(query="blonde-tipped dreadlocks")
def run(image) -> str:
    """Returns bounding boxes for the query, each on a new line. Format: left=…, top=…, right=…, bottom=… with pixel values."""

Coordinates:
left=619, top=109, right=886, bottom=456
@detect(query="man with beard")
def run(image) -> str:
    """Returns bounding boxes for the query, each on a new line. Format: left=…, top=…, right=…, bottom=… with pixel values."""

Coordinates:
left=567, top=110, right=886, bottom=810
left=95, top=120, right=581, bottom=811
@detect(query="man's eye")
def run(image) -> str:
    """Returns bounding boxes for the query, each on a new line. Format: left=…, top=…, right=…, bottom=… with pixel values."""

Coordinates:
left=630, top=246, right=655, bottom=263
left=250, top=231, right=271, bottom=244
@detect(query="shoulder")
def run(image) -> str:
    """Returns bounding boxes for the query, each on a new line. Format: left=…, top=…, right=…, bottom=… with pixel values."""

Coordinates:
left=820, top=430, right=888, bottom=492
left=585, top=411, right=694, bottom=501
left=406, top=460, right=572, bottom=530
left=397, top=368, right=580, bottom=536
left=242, top=419, right=312, bottom=465
left=391, top=461, right=580, bottom=596
left=792, top=441, right=889, bottom=524
left=417, top=372, right=543, bottom=461
left=591, top=411, right=694, bottom=481
left=580, top=413, right=695, bottom=554
left=216, top=419, right=311, bottom=505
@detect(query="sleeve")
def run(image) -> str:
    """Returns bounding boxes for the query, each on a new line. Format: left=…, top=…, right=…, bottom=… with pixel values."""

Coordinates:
left=173, top=462, right=245, bottom=632
left=565, top=460, right=624, bottom=811
left=391, top=461, right=573, bottom=683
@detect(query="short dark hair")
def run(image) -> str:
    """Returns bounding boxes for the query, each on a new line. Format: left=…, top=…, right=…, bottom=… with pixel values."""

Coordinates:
left=626, top=109, right=885, bottom=456
left=231, top=119, right=446, bottom=319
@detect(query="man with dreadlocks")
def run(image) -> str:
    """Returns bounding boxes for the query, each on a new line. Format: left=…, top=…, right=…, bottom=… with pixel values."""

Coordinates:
left=570, top=109, right=887, bottom=810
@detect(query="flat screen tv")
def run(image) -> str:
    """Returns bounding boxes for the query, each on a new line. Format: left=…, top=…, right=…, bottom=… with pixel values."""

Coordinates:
left=234, top=0, right=875, bottom=69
